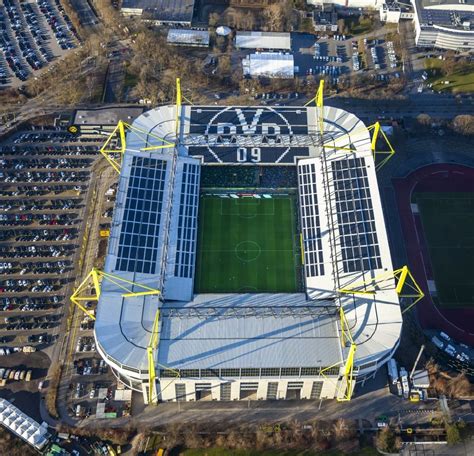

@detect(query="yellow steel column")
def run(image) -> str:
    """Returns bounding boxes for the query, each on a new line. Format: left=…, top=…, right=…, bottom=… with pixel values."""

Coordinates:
left=175, top=78, right=182, bottom=138
left=147, top=309, right=161, bottom=404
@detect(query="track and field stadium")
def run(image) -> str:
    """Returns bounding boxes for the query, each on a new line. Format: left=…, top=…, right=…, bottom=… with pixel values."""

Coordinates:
left=90, top=98, right=407, bottom=404
left=394, top=164, right=474, bottom=345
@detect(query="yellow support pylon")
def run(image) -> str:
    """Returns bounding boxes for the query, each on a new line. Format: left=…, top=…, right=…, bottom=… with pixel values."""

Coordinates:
left=305, top=80, right=325, bottom=137
left=99, top=121, right=175, bottom=173
left=368, top=121, right=395, bottom=170
left=321, top=121, right=395, bottom=170
left=70, top=268, right=161, bottom=320
left=176, top=78, right=182, bottom=138
left=147, top=309, right=161, bottom=404
left=338, top=265, right=425, bottom=314
left=319, top=306, right=357, bottom=401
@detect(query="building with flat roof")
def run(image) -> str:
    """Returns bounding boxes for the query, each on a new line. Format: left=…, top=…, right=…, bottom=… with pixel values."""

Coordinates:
left=0, top=399, right=50, bottom=451
left=243, top=52, right=295, bottom=78
left=92, top=101, right=404, bottom=404
left=412, top=0, right=474, bottom=50
left=121, top=0, right=195, bottom=25
left=313, top=5, right=338, bottom=32
left=167, top=29, right=210, bottom=47
left=235, top=31, right=291, bottom=50
left=307, top=0, right=384, bottom=8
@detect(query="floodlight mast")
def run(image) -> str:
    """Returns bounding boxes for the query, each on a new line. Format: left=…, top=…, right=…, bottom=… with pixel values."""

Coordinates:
left=70, top=267, right=162, bottom=403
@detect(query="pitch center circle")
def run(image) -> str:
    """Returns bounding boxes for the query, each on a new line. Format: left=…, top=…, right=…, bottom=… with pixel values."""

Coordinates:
left=235, top=241, right=261, bottom=262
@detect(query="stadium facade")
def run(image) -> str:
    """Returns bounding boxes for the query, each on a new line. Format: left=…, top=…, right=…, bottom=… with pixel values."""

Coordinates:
left=93, top=102, right=403, bottom=403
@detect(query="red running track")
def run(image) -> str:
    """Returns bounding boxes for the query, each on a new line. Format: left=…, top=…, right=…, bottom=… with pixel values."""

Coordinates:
left=393, top=164, right=474, bottom=345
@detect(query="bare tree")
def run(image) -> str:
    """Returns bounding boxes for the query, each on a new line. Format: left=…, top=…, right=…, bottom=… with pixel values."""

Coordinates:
left=262, top=2, right=291, bottom=32
left=416, top=113, right=432, bottom=127
left=452, top=115, right=474, bottom=136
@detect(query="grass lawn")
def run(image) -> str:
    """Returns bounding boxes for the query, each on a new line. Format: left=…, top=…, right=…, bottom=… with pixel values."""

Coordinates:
left=424, top=59, right=474, bottom=93
left=195, top=196, right=299, bottom=293
left=415, top=192, right=474, bottom=309
left=344, top=16, right=376, bottom=35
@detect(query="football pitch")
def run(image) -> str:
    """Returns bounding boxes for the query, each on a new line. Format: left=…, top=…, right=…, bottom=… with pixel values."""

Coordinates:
left=195, top=196, right=300, bottom=293
left=415, top=192, right=474, bottom=309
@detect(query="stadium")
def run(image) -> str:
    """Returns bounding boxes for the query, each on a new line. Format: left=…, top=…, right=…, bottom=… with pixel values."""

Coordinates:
left=81, top=84, right=413, bottom=404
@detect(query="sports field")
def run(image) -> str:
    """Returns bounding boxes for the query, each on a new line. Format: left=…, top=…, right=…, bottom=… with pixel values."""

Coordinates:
left=195, top=196, right=300, bottom=293
left=415, top=192, right=474, bottom=309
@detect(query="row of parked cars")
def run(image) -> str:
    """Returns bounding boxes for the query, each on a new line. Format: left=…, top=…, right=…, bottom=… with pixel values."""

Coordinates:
left=1, top=157, right=92, bottom=169
left=0, top=368, right=33, bottom=382
left=0, top=197, right=83, bottom=211
left=0, top=244, right=76, bottom=259
left=432, top=331, right=471, bottom=364
left=38, top=0, right=76, bottom=50
left=21, top=2, right=54, bottom=63
left=0, top=295, right=63, bottom=312
left=0, top=227, right=78, bottom=242
left=0, top=6, right=29, bottom=82
left=1, top=170, right=89, bottom=184
left=0, top=0, right=77, bottom=84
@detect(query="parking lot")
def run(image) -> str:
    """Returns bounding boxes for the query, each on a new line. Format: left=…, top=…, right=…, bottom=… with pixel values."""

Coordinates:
left=0, top=0, right=78, bottom=87
left=291, top=31, right=402, bottom=87
left=0, top=129, right=107, bottom=406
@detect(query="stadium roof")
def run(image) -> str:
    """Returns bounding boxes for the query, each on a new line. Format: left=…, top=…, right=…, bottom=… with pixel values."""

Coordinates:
left=94, top=104, right=402, bottom=380
left=235, top=31, right=292, bottom=50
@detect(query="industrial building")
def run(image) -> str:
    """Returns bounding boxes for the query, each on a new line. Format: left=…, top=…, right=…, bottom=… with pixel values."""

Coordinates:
left=121, top=0, right=195, bottom=25
left=412, top=0, right=474, bottom=51
left=83, top=85, right=417, bottom=405
left=235, top=31, right=291, bottom=50
left=243, top=52, right=295, bottom=78
left=167, top=29, right=210, bottom=47
left=0, top=398, right=50, bottom=450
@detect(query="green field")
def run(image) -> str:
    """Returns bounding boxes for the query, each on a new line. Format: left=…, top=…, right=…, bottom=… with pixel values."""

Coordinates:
left=424, top=58, right=474, bottom=93
left=195, top=196, right=299, bottom=293
left=415, top=192, right=474, bottom=308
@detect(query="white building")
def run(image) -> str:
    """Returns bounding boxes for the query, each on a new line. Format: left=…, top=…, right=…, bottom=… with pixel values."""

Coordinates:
left=307, top=0, right=384, bottom=8
left=412, top=0, right=474, bottom=50
left=94, top=103, right=403, bottom=404
left=379, top=0, right=414, bottom=23
left=167, top=29, right=210, bottom=47
left=243, top=52, right=295, bottom=78
left=235, top=31, right=291, bottom=50
left=0, top=398, right=50, bottom=450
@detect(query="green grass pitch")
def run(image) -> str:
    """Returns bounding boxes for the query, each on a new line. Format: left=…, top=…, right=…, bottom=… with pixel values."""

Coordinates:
left=195, top=196, right=300, bottom=293
left=415, top=192, right=474, bottom=309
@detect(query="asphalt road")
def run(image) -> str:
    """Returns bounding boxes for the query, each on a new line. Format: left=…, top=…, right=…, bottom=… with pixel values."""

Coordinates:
left=327, top=94, right=474, bottom=119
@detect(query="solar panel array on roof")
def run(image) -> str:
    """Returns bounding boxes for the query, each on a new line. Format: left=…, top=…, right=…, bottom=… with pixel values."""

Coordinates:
left=115, top=156, right=168, bottom=274
left=174, top=163, right=200, bottom=278
left=298, top=162, right=324, bottom=277
left=332, top=158, right=382, bottom=273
